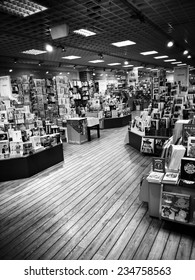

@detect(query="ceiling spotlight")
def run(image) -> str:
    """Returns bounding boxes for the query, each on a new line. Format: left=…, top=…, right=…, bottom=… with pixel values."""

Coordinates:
left=73, top=65, right=76, bottom=69
left=45, top=44, right=53, bottom=52
left=183, top=50, right=189, bottom=55
left=46, top=71, right=49, bottom=74
left=167, top=41, right=174, bottom=47
left=14, top=58, right=18, bottom=64
left=9, top=69, right=13, bottom=72
left=124, top=61, right=129, bottom=65
left=61, top=46, right=66, bottom=52
left=38, top=61, right=42, bottom=66
left=187, top=55, right=192, bottom=59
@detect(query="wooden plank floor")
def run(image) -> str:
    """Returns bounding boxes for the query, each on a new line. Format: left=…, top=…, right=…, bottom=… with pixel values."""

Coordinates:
left=0, top=125, right=195, bottom=260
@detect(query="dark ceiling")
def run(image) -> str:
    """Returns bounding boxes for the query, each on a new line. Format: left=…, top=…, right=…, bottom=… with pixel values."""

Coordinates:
left=0, top=0, right=195, bottom=72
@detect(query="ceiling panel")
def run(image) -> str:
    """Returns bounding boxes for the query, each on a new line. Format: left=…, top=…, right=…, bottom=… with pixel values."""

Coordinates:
left=0, top=0, right=194, bottom=72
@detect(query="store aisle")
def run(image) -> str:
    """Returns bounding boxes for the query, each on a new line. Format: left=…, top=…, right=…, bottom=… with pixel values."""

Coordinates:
left=0, top=126, right=195, bottom=260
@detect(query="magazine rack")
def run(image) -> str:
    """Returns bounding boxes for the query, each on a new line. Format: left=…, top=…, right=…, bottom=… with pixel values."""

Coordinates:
left=0, top=143, right=64, bottom=182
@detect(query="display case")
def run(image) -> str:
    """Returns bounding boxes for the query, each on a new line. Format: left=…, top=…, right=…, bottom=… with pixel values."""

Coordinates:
left=0, top=143, right=64, bottom=182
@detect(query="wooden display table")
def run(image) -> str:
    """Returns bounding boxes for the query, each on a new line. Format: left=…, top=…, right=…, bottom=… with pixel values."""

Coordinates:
left=0, top=143, right=64, bottom=182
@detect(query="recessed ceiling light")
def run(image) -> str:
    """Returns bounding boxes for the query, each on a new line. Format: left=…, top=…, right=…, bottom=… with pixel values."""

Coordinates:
left=124, top=61, right=129, bottom=65
left=150, top=68, right=159, bottom=71
left=183, top=50, right=189, bottom=55
left=177, top=63, right=187, bottom=66
left=146, top=68, right=152, bottom=70
left=187, top=55, right=192, bottom=59
left=45, top=44, right=53, bottom=52
left=164, top=59, right=176, bottom=62
left=88, top=60, right=104, bottom=63
left=167, top=41, right=174, bottom=47
left=123, top=64, right=134, bottom=67
left=154, top=55, right=168, bottom=59
left=135, top=66, right=144, bottom=69
left=111, top=40, right=136, bottom=47
left=22, top=49, right=47, bottom=55
left=73, top=29, right=96, bottom=37
left=171, top=61, right=182, bottom=64
left=62, top=56, right=81, bottom=60
left=9, top=69, right=13, bottom=72
left=0, top=0, right=47, bottom=17
left=107, top=63, right=121, bottom=66
left=140, top=51, right=158, bottom=55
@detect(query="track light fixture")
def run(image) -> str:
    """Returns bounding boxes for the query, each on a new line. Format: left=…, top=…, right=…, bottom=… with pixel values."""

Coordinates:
left=73, top=65, right=76, bottom=69
left=187, top=55, right=192, bottom=59
left=38, top=61, right=42, bottom=66
left=14, top=58, right=18, bottom=64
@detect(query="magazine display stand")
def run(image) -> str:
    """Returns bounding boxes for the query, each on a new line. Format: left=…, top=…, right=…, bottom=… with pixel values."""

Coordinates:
left=0, top=143, right=64, bottom=182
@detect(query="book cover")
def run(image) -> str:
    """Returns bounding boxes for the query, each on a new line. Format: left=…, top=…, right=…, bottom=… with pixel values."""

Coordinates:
left=0, top=132, right=8, bottom=141
left=30, top=136, right=41, bottom=150
left=181, top=157, right=195, bottom=181
left=167, top=145, right=186, bottom=171
left=23, top=142, right=33, bottom=155
left=0, top=140, right=9, bottom=158
left=147, top=171, right=164, bottom=183
left=150, top=119, right=159, bottom=130
left=10, top=141, right=23, bottom=157
left=12, top=130, right=22, bottom=142
left=152, top=157, right=165, bottom=173
left=140, top=137, right=154, bottom=154
left=162, top=172, right=179, bottom=185
left=154, top=138, right=168, bottom=156
left=187, top=136, right=195, bottom=157
left=182, top=124, right=195, bottom=146
left=161, top=192, right=190, bottom=223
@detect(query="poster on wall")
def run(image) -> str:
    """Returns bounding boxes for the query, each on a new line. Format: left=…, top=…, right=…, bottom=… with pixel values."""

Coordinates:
left=127, top=67, right=138, bottom=87
left=174, top=66, right=189, bottom=87
left=0, top=76, right=12, bottom=98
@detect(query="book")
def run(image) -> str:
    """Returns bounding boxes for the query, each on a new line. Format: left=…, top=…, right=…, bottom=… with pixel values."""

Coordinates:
left=161, top=191, right=190, bottom=223
left=181, top=157, right=195, bottom=181
left=147, top=171, right=164, bottom=183
left=159, top=118, right=169, bottom=129
left=0, top=140, right=9, bottom=159
left=154, top=138, right=168, bottom=156
left=187, top=136, right=195, bottom=157
left=152, top=157, right=165, bottom=173
left=0, top=132, right=8, bottom=141
left=23, top=142, right=33, bottom=155
left=150, top=119, right=159, bottom=130
left=12, top=130, right=22, bottom=142
left=167, top=145, right=186, bottom=171
left=10, top=141, right=23, bottom=157
left=30, top=136, right=41, bottom=150
left=182, top=124, right=195, bottom=146
left=162, top=172, right=179, bottom=185
left=140, top=137, right=154, bottom=154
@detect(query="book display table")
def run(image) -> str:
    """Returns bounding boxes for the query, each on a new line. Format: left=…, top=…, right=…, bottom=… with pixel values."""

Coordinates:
left=0, top=143, right=64, bottom=182
left=104, top=114, right=131, bottom=129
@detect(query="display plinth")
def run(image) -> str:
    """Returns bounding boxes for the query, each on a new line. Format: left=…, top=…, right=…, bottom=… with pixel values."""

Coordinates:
left=104, top=114, right=131, bottom=129
left=67, top=118, right=88, bottom=144
left=0, top=143, right=64, bottom=182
